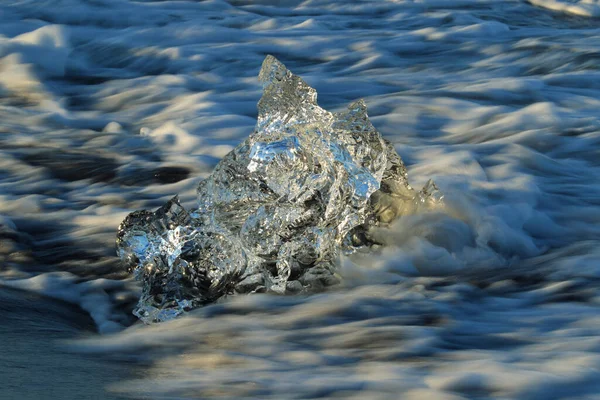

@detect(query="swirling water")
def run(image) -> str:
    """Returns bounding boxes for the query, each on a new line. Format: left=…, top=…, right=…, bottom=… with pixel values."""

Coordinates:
left=1, top=0, right=600, bottom=399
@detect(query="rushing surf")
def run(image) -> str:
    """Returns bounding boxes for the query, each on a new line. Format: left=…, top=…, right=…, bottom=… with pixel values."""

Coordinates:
left=1, top=0, right=600, bottom=398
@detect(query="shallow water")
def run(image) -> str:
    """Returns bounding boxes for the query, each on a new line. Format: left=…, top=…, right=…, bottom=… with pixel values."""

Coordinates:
left=0, top=288, right=133, bottom=400
left=1, top=0, right=600, bottom=399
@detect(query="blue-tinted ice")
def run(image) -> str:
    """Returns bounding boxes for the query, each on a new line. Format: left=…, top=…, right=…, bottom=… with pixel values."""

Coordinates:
left=116, top=55, right=442, bottom=323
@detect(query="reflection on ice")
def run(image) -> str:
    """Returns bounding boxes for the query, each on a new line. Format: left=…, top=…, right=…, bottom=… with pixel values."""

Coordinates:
left=116, top=55, right=442, bottom=323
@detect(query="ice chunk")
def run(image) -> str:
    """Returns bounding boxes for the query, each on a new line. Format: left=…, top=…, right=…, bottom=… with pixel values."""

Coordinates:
left=116, top=197, right=246, bottom=323
left=117, top=55, right=442, bottom=323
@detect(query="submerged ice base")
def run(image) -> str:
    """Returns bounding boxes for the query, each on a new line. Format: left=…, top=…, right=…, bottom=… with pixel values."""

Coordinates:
left=117, top=55, right=442, bottom=323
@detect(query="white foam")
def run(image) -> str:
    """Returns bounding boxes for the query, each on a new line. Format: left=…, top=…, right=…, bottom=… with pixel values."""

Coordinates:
left=528, top=0, right=600, bottom=17
left=0, top=272, right=133, bottom=333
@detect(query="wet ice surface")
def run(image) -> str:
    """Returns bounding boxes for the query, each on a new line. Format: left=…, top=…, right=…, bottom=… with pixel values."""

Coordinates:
left=2, top=0, right=600, bottom=399
left=117, top=55, right=442, bottom=323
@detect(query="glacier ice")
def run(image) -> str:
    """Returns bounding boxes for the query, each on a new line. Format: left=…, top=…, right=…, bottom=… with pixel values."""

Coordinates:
left=116, top=55, right=442, bottom=323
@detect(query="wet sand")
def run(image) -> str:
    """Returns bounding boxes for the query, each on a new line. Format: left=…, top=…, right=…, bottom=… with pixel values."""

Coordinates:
left=0, top=288, right=140, bottom=400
